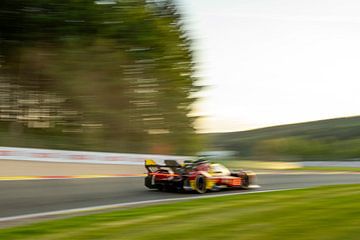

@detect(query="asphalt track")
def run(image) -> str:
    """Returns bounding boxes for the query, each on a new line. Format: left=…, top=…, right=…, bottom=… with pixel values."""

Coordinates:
left=0, top=173, right=359, bottom=220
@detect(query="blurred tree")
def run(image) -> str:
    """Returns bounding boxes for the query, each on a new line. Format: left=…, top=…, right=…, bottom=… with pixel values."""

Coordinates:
left=0, top=0, right=199, bottom=154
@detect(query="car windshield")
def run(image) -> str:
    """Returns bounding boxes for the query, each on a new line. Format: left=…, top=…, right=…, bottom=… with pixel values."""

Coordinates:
left=211, top=164, right=231, bottom=175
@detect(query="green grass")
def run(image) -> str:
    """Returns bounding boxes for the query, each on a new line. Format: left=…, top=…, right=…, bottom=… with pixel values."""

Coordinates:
left=220, top=160, right=301, bottom=170
left=294, top=167, right=360, bottom=172
left=1, top=185, right=359, bottom=240
left=220, top=160, right=360, bottom=172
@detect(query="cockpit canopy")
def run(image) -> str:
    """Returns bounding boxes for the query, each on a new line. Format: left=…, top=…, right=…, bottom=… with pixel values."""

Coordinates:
left=210, top=163, right=231, bottom=176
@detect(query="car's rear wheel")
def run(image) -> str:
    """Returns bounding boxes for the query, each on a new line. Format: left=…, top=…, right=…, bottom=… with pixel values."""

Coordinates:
left=195, top=174, right=207, bottom=193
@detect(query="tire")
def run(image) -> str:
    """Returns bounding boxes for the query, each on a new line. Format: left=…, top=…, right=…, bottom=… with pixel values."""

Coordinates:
left=239, top=172, right=250, bottom=189
left=195, top=174, right=207, bottom=194
left=144, top=176, right=153, bottom=188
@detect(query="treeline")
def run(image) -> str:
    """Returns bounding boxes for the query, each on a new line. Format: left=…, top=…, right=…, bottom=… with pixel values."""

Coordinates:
left=206, top=116, right=360, bottom=161
left=0, top=0, right=200, bottom=154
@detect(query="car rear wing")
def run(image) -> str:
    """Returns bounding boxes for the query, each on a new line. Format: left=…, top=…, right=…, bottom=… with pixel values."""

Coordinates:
left=145, top=159, right=183, bottom=173
left=145, top=159, right=160, bottom=173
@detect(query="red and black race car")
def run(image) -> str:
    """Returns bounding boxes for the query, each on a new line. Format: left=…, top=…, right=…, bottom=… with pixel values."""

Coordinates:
left=145, top=158, right=258, bottom=193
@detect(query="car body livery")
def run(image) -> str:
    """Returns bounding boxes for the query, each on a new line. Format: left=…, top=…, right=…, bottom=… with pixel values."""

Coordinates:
left=145, top=158, right=258, bottom=193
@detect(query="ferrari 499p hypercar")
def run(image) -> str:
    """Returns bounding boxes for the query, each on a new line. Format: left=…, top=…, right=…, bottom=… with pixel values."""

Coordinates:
left=145, top=158, right=258, bottom=193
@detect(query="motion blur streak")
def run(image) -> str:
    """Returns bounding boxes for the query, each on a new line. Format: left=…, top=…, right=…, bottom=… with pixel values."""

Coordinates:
left=0, top=173, right=359, bottom=220
left=0, top=187, right=293, bottom=223
left=0, top=0, right=200, bottom=155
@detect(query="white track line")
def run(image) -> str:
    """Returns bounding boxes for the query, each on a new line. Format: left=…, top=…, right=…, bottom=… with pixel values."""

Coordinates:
left=0, top=187, right=302, bottom=223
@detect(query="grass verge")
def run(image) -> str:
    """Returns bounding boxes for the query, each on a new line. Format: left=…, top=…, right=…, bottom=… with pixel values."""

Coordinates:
left=294, top=166, right=360, bottom=172
left=219, top=160, right=301, bottom=170
left=221, top=160, right=360, bottom=172
left=0, top=185, right=359, bottom=240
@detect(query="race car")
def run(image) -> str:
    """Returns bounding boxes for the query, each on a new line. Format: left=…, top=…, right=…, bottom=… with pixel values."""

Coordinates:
left=144, top=158, right=258, bottom=193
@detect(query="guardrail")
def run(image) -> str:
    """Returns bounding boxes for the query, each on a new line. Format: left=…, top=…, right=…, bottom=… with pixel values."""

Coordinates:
left=0, top=147, right=192, bottom=165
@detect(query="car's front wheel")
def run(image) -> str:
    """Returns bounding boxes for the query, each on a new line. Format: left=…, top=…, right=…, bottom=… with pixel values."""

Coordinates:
left=241, top=173, right=250, bottom=189
left=194, top=174, right=207, bottom=194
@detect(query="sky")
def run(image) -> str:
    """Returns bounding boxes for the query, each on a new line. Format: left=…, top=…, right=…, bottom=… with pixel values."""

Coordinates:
left=177, top=0, right=360, bottom=133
